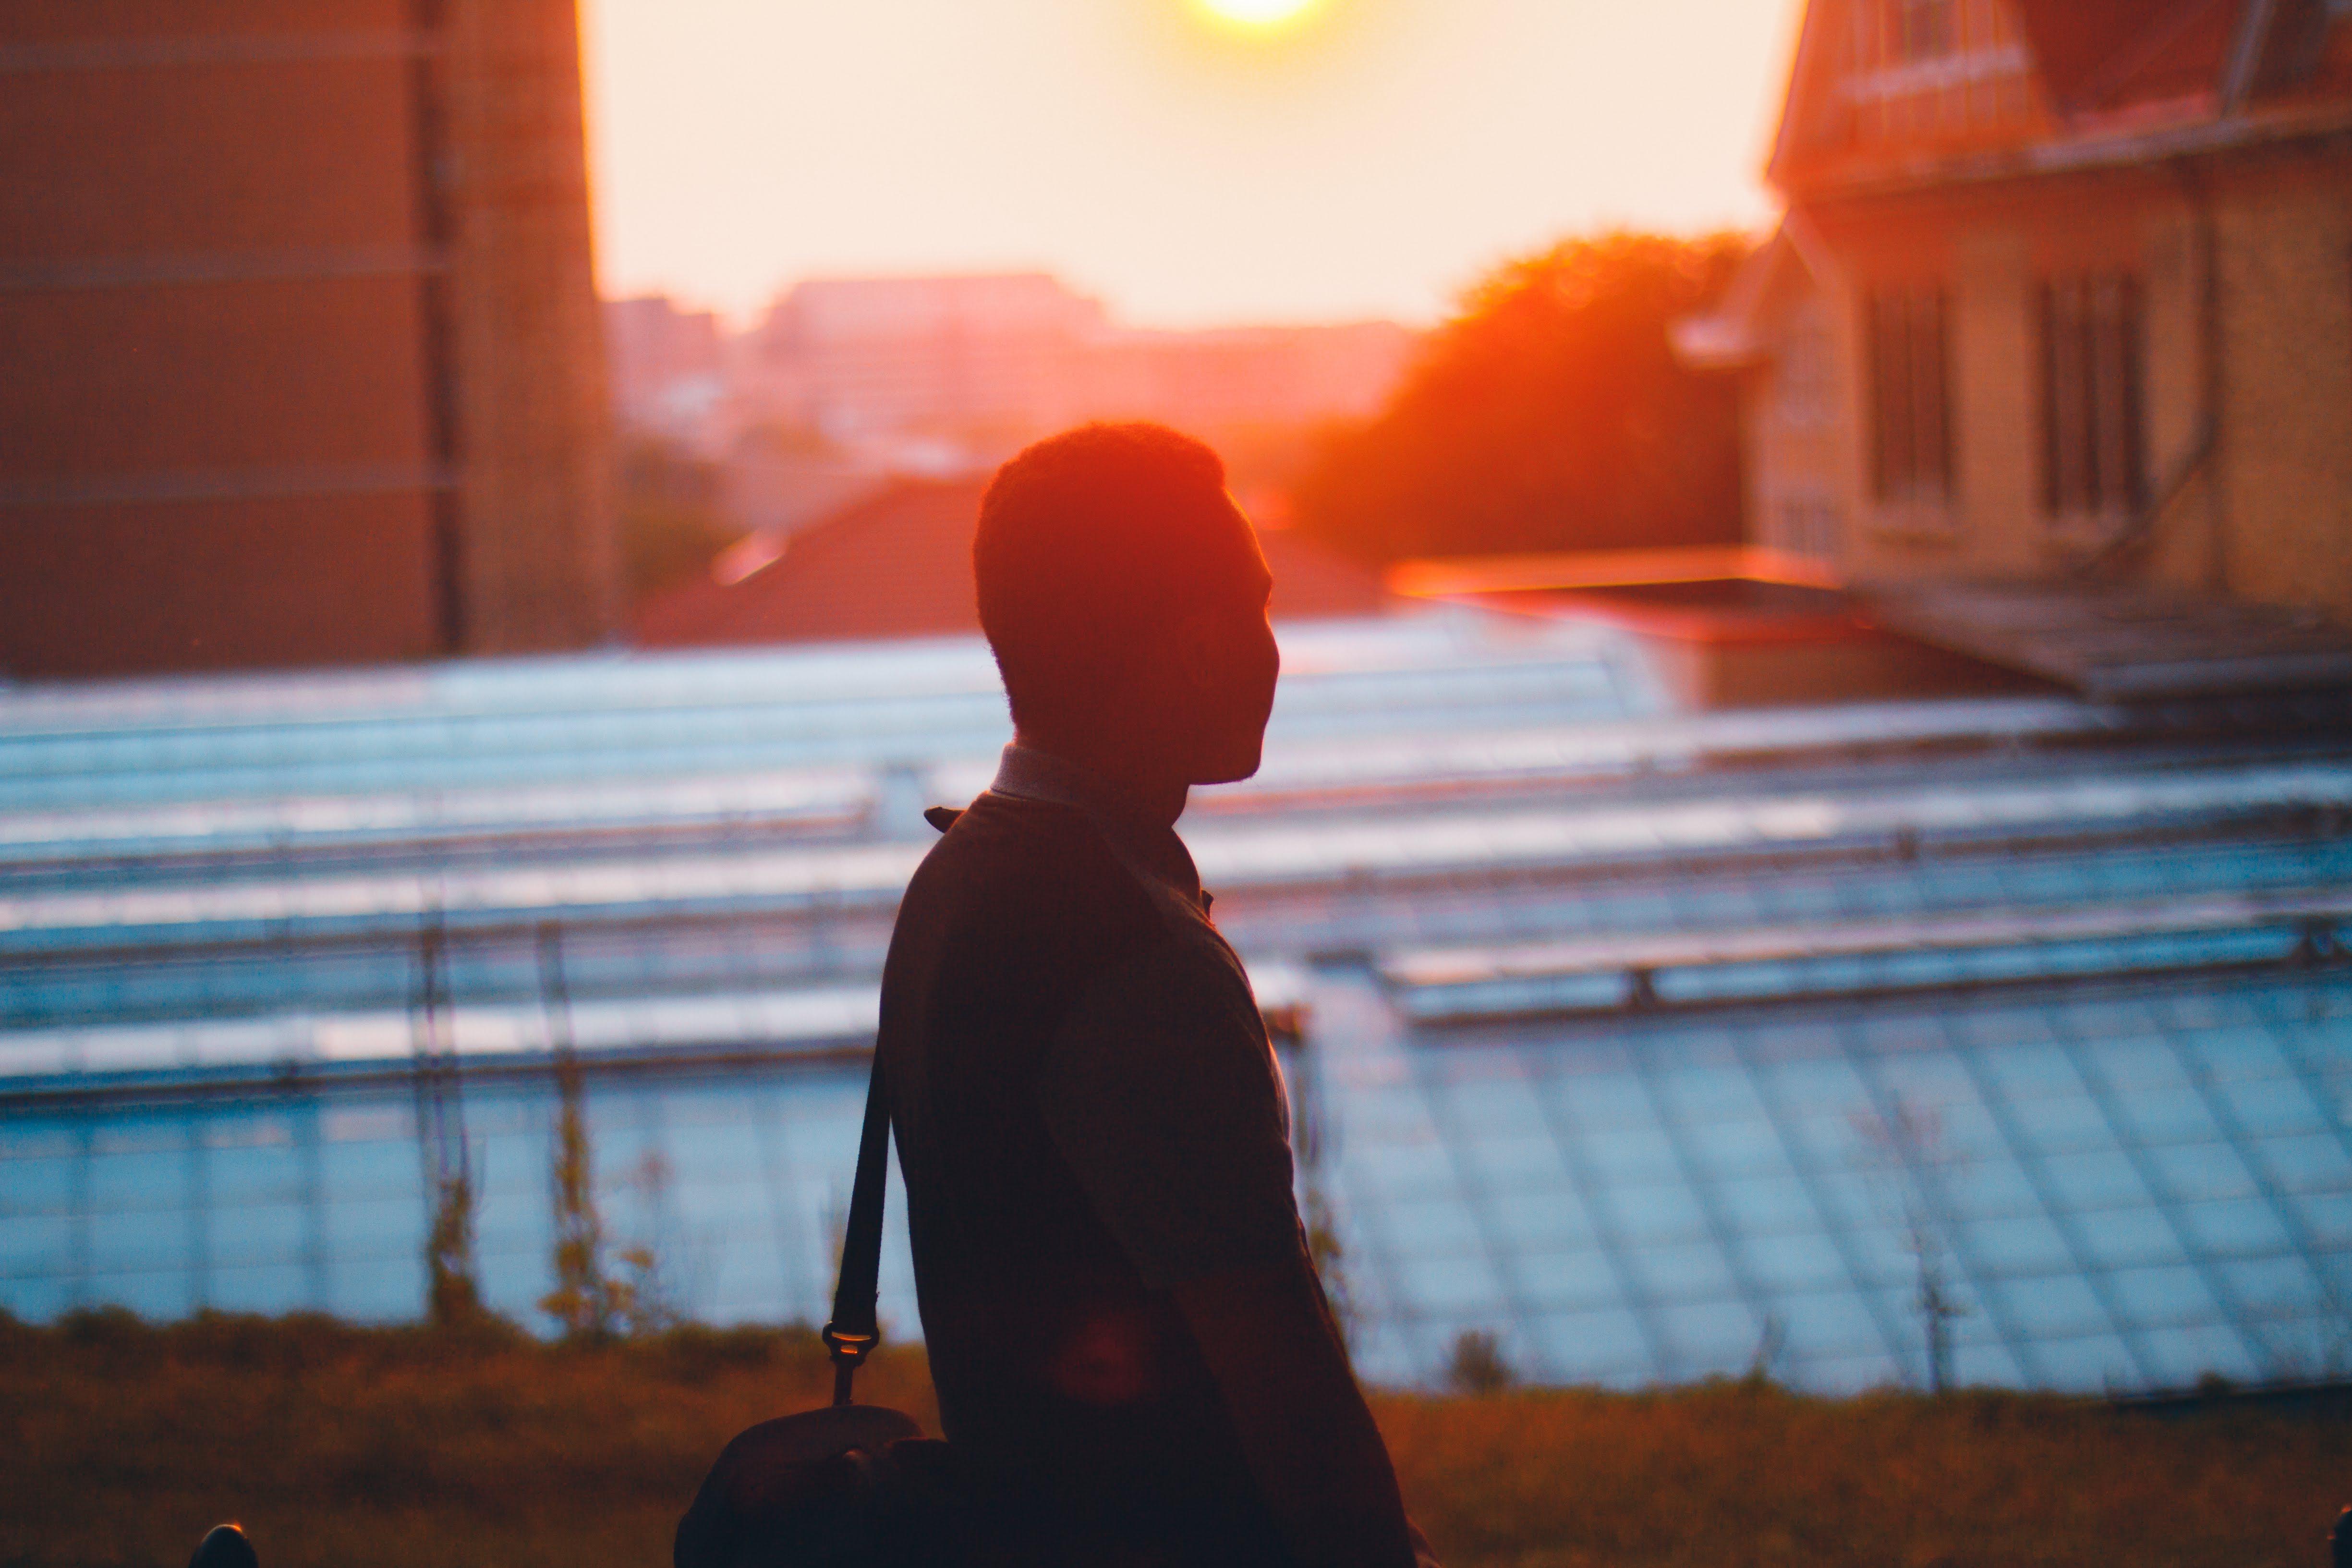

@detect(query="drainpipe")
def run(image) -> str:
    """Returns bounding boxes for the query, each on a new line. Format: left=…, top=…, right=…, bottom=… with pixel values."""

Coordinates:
left=2078, top=160, right=2224, bottom=583
left=2190, top=160, right=2228, bottom=596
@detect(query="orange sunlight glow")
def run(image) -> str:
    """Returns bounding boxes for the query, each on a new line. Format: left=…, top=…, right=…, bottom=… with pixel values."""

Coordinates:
left=583, top=0, right=1804, bottom=327
left=1197, top=0, right=1320, bottom=28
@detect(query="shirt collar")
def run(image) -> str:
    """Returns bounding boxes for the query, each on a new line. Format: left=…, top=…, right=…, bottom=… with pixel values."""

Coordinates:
left=989, top=743, right=1208, bottom=910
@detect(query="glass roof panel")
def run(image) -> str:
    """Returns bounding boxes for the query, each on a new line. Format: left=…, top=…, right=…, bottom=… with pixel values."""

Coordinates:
left=4, top=631, right=2347, bottom=1397
left=1485, top=1188, right=1598, bottom=1251
left=1510, top=1249, right=1620, bottom=1312
left=2072, top=1206, right=2191, bottom=1271
left=1734, top=1230, right=1851, bottom=1292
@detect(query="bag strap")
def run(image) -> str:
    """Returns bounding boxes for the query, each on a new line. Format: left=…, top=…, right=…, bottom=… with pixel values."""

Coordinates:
left=821, top=1047, right=891, bottom=1406
left=824, top=806, right=962, bottom=1407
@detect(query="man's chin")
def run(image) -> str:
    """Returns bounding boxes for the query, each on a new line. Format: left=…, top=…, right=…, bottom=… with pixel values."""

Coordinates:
left=1190, top=749, right=1264, bottom=787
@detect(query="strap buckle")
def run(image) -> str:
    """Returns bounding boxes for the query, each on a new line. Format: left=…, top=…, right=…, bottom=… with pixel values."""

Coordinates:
left=822, top=1322, right=879, bottom=1407
left=822, top=1322, right=878, bottom=1363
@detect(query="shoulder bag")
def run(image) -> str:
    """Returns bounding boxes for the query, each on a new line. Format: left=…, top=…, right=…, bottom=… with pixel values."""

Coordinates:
left=673, top=1052, right=957, bottom=1568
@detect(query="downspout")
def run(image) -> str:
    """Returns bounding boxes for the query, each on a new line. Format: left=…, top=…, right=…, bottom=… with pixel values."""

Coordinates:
left=2192, top=159, right=2228, bottom=597
left=2079, top=0, right=2278, bottom=586
left=2188, top=0, right=2282, bottom=589
left=2076, top=160, right=2224, bottom=582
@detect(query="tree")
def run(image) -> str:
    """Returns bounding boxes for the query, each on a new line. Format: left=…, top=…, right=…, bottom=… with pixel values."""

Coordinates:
left=1293, top=231, right=1749, bottom=563
left=1854, top=1096, right=1974, bottom=1394
left=619, top=436, right=737, bottom=608
left=537, top=924, right=617, bottom=1341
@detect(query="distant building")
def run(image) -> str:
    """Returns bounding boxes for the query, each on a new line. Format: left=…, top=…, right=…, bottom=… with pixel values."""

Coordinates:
left=606, top=296, right=727, bottom=451
left=728, top=272, right=1416, bottom=461
left=737, top=274, right=1110, bottom=448
left=1072, top=320, right=1418, bottom=431
left=680, top=274, right=1418, bottom=569
left=0, top=0, right=617, bottom=677
left=1678, top=0, right=2352, bottom=627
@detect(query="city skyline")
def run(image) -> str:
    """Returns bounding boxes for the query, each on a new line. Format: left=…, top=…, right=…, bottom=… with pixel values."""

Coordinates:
left=582, top=0, right=1805, bottom=328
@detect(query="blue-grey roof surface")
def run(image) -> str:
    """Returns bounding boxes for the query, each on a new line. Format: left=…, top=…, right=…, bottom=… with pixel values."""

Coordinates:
left=2, top=613, right=2346, bottom=1393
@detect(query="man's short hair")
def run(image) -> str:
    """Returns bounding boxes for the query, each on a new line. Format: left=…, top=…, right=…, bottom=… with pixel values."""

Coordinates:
left=974, top=422, right=1239, bottom=732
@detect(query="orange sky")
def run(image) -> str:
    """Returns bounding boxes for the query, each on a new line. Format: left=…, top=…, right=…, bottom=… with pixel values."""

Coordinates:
left=582, top=0, right=1806, bottom=328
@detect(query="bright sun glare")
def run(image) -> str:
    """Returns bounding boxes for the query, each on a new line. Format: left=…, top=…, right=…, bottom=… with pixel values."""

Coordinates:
left=1198, top=0, right=1318, bottom=28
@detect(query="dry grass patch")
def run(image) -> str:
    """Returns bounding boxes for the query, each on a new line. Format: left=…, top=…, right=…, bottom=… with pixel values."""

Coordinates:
left=3, top=1312, right=2344, bottom=1568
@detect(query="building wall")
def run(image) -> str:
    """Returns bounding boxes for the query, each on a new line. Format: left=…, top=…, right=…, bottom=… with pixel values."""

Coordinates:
left=1739, top=288, right=1855, bottom=567
left=2134, top=194, right=2215, bottom=597
left=0, top=0, right=443, bottom=676
left=442, top=0, right=618, bottom=654
left=1782, top=144, right=2352, bottom=623
left=2214, top=160, right=2352, bottom=619
left=0, top=0, right=613, bottom=678
left=1, top=496, right=445, bottom=672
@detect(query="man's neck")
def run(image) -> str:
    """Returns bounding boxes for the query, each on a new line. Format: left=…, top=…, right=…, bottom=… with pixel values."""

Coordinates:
left=1008, top=729, right=1190, bottom=828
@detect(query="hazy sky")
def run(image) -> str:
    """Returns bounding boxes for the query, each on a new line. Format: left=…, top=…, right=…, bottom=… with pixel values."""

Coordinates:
left=581, top=0, right=1806, bottom=329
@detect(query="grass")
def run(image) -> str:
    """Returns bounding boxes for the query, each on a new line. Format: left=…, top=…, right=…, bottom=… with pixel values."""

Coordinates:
left=4, top=1310, right=2346, bottom=1568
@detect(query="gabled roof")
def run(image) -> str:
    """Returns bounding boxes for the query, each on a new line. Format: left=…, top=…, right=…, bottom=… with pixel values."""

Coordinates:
left=636, top=478, right=989, bottom=648
left=1669, top=213, right=1840, bottom=371
left=634, top=477, right=1393, bottom=650
left=2013, top=0, right=2348, bottom=113
left=1767, top=0, right=2352, bottom=199
left=2013, top=0, right=2240, bottom=114
left=1764, top=0, right=1847, bottom=187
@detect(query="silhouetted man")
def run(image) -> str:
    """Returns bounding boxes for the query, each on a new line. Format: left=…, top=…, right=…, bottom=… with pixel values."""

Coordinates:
left=878, top=424, right=1435, bottom=1568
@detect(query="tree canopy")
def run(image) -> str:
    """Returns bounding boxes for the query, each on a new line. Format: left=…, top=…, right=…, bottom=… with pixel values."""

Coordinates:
left=618, top=435, right=736, bottom=608
left=1292, top=231, right=1749, bottom=564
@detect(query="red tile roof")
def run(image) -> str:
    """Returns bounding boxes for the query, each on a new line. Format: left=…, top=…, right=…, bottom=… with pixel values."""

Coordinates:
left=633, top=477, right=1392, bottom=649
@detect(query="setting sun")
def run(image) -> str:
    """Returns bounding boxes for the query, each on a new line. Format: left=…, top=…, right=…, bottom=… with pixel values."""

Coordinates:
left=1197, top=0, right=1319, bottom=28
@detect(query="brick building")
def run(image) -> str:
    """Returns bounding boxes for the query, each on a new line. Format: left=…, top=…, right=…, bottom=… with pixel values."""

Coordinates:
left=0, top=0, right=616, bottom=678
left=1678, top=0, right=2352, bottom=628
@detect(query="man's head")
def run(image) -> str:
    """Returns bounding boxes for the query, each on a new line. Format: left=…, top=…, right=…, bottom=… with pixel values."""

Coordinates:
left=974, top=423, right=1279, bottom=787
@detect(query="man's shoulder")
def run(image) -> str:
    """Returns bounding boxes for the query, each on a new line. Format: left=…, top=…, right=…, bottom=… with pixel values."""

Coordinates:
left=903, top=790, right=1160, bottom=933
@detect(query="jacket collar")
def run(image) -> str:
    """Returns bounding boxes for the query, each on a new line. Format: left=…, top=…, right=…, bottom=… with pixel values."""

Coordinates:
left=989, top=743, right=1208, bottom=910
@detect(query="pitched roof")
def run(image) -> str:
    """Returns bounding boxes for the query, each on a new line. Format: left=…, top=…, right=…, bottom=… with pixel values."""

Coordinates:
left=1768, top=0, right=2352, bottom=198
left=2015, top=0, right=2240, bottom=113
left=635, top=478, right=985, bottom=648
left=633, top=477, right=1392, bottom=650
left=1669, top=213, right=1841, bottom=371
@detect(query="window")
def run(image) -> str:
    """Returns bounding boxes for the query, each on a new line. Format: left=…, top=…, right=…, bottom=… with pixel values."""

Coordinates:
left=2040, top=274, right=2144, bottom=520
left=1778, top=497, right=1844, bottom=562
left=1898, top=0, right=1956, bottom=60
left=1774, top=303, right=1836, bottom=429
left=1867, top=288, right=1952, bottom=506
